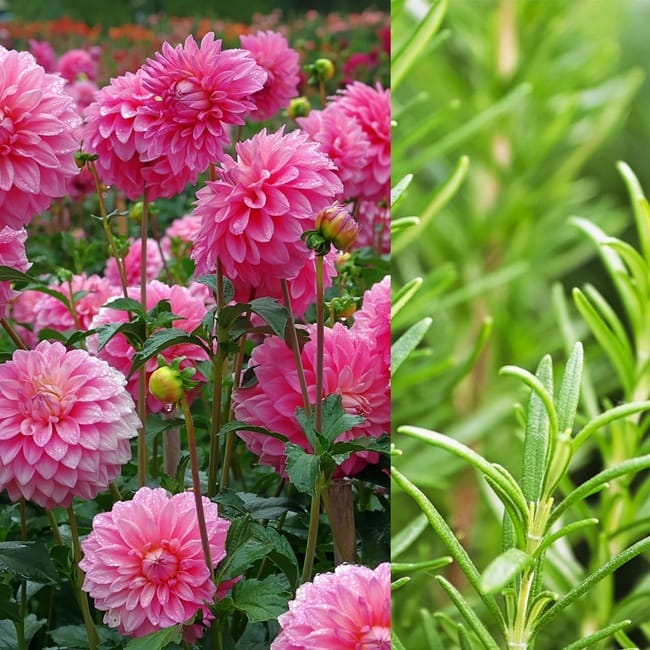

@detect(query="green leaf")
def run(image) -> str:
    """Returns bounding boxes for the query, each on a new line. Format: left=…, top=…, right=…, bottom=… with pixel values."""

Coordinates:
left=480, top=548, right=533, bottom=594
left=218, top=420, right=288, bottom=443
left=391, top=513, right=429, bottom=559
left=572, top=401, right=650, bottom=450
left=617, top=160, right=650, bottom=264
left=96, top=319, right=145, bottom=352
left=130, top=328, right=208, bottom=375
left=392, top=318, right=433, bottom=374
left=125, top=625, right=182, bottom=649
left=0, top=615, right=44, bottom=649
left=436, top=576, right=501, bottom=650
left=319, top=394, right=365, bottom=444
left=391, top=174, right=414, bottom=208
left=0, top=266, right=38, bottom=284
left=0, top=541, right=58, bottom=584
left=391, top=557, right=453, bottom=574
left=391, top=277, right=423, bottom=319
left=391, top=630, right=408, bottom=650
left=562, top=620, right=632, bottom=650
left=285, top=444, right=320, bottom=495
left=103, top=296, right=144, bottom=315
left=249, top=298, right=289, bottom=339
left=231, top=575, right=290, bottom=623
left=0, top=584, right=19, bottom=622
left=557, top=342, right=583, bottom=434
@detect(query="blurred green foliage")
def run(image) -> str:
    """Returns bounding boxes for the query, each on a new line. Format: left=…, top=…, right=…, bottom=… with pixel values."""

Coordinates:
left=392, top=0, right=650, bottom=647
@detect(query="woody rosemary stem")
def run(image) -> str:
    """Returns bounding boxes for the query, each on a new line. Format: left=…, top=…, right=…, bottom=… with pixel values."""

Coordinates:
left=67, top=507, right=99, bottom=650
left=179, top=393, right=213, bottom=573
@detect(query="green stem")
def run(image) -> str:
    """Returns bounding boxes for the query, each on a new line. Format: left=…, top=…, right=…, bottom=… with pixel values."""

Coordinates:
left=301, top=474, right=324, bottom=583
left=1, top=318, right=28, bottom=350
left=208, top=349, right=226, bottom=498
left=137, top=189, right=150, bottom=487
left=315, top=255, right=325, bottom=434
left=16, top=500, right=27, bottom=650
left=89, top=160, right=129, bottom=299
left=179, top=393, right=213, bottom=573
left=67, top=507, right=99, bottom=650
left=281, top=279, right=312, bottom=418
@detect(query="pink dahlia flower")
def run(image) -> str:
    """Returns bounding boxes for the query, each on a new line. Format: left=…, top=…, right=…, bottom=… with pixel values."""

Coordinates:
left=64, top=78, right=99, bottom=116
left=329, top=82, right=390, bottom=203
left=80, top=486, right=231, bottom=638
left=354, top=200, right=390, bottom=254
left=57, top=48, right=99, bottom=83
left=233, top=322, right=389, bottom=477
left=0, top=227, right=30, bottom=319
left=104, top=238, right=164, bottom=288
left=240, top=30, right=301, bottom=121
left=0, top=47, right=81, bottom=229
left=353, top=276, right=390, bottom=367
left=271, top=562, right=391, bottom=649
left=191, top=127, right=342, bottom=286
left=27, top=39, right=57, bottom=73
left=83, top=70, right=195, bottom=201
left=8, top=288, right=41, bottom=348
left=31, top=273, right=119, bottom=337
left=160, top=213, right=202, bottom=261
left=88, top=280, right=209, bottom=412
left=297, top=105, right=370, bottom=201
left=134, top=32, right=267, bottom=175
left=0, top=340, right=139, bottom=509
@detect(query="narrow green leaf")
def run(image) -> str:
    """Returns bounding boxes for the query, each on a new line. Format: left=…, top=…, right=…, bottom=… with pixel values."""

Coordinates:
left=392, top=0, right=447, bottom=88
left=391, top=174, right=413, bottom=208
left=391, top=216, right=420, bottom=234
left=561, top=619, right=631, bottom=650
left=393, top=155, right=469, bottom=254
left=480, top=548, right=533, bottom=594
left=391, top=576, right=410, bottom=592
left=535, top=537, right=650, bottom=631
left=125, top=625, right=182, bottom=649
left=557, top=343, right=583, bottom=433
left=458, top=624, right=474, bottom=650
left=391, top=318, right=433, bottom=374
left=533, top=519, right=599, bottom=559
left=0, top=266, right=37, bottom=284
left=391, top=467, right=505, bottom=628
left=391, top=277, right=422, bottom=319
left=436, top=576, right=501, bottom=650
left=398, top=426, right=529, bottom=519
left=391, top=630, right=408, bottom=650
left=572, top=401, right=650, bottom=450
left=392, top=513, right=428, bottom=559
left=392, top=557, right=453, bottom=574
left=604, top=239, right=650, bottom=299
left=617, top=160, right=650, bottom=263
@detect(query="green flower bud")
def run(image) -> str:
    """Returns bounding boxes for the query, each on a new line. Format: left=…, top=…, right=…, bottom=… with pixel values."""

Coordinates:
left=313, top=58, right=335, bottom=81
left=287, top=96, right=311, bottom=119
left=149, top=366, right=184, bottom=405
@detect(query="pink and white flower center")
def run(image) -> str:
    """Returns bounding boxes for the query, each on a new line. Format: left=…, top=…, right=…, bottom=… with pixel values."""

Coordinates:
left=357, top=625, right=390, bottom=649
left=141, top=545, right=179, bottom=583
left=31, top=384, right=67, bottom=422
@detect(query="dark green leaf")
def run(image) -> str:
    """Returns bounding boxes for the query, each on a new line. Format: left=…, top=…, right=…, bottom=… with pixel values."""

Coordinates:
left=0, top=266, right=38, bottom=284
left=0, top=541, right=58, bottom=584
left=0, top=584, right=19, bottom=622
left=319, top=394, right=365, bottom=444
left=285, top=444, right=320, bottom=495
left=218, top=420, right=288, bottom=443
left=231, top=575, right=290, bottom=623
left=124, top=625, right=182, bottom=649
left=104, top=297, right=144, bottom=316
left=130, top=328, right=208, bottom=375
left=249, top=298, right=289, bottom=338
left=96, top=319, right=145, bottom=352
left=0, top=615, right=44, bottom=649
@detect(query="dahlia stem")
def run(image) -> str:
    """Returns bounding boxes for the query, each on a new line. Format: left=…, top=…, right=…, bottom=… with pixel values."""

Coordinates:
left=179, top=392, right=213, bottom=573
left=0, top=318, right=27, bottom=350
left=16, top=500, right=27, bottom=650
left=137, top=189, right=150, bottom=487
left=319, top=79, right=327, bottom=109
left=322, top=479, right=356, bottom=564
left=67, top=507, right=99, bottom=650
left=281, top=279, right=311, bottom=419
left=315, top=255, right=325, bottom=435
left=301, top=473, right=325, bottom=584
left=88, top=160, right=129, bottom=299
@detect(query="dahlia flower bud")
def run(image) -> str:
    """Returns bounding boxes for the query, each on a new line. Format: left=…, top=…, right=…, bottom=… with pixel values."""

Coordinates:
left=149, top=365, right=184, bottom=405
left=310, top=57, right=335, bottom=82
left=287, top=96, right=311, bottom=119
left=305, top=203, right=359, bottom=254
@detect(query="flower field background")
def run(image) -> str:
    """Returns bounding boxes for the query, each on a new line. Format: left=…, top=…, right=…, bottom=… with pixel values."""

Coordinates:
left=393, top=0, right=650, bottom=648
left=0, top=3, right=389, bottom=649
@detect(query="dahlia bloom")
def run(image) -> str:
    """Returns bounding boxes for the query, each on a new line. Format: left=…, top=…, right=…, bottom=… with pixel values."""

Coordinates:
left=329, top=82, right=391, bottom=203
left=191, top=127, right=342, bottom=286
left=160, top=213, right=202, bottom=261
left=354, top=200, right=390, bottom=254
left=0, top=227, right=30, bottom=319
left=271, top=563, right=391, bottom=649
left=30, top=273, right=119, bottom=337
left=57, top=48, right=99, bottom=83
left=134, top=32, right=267, bottom=175
left=64, top=78, right=99, bottom=116
left=233, top=322, right=389, bottom=477
left=240, top=30, right=301, bottom=121
left=104, top=238, right=164, bottom=288
left=27, top=39, right=57, bottom=73
left=0, top=340, right=139, bottom=509
left=0, top=47, right=81, bottom=229
left=88, top=281, right=209, bottom=412
left=353, top=276, right=390, bottom=368
left=7, top=287, right=41, bottom=347
left=297, top=107, right=370, bottom=201
left=83, top=70, right=195, bottom=201
left=80, top=486, right=231, bottom=638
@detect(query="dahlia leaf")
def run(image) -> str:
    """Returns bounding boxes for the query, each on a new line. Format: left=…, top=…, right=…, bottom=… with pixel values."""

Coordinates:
left=96, top=319, right=145, bottom=353
left=103, top=296, right=145, bottom=316
left=0, top=541, right=58, bottom=585
left=285, top=443, right=320, bottom=495
left=231, top=575, right=290, bottom=623
left=249, top=298, right=289, bottom=339
left=330, top=434, right=391, bottom=463
left=130, top=328, right=209, bottom=375
left=124, top=624, right=182, bottom=649
left=319, top=394, right=365, bottom=444
left=218, top=420, right=288, bottom=443
left=0, top=584, right=19, bottom=622
left=0, top=266, right=37, bottom=284
left=0, top=615, right=45, bottom=649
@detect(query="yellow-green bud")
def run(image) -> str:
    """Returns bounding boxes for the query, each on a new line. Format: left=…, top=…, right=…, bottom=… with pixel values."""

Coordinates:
left=149, top=366, right=184, bottom=405
left=315, top=203, right=359, bottom=251
left=287, top=96, right=311, bottom=119
left=314, top=58, right=335, bottom=81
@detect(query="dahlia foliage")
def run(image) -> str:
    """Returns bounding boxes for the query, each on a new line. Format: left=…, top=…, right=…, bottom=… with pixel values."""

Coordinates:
left=0, top=9, right=389, bottom=648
